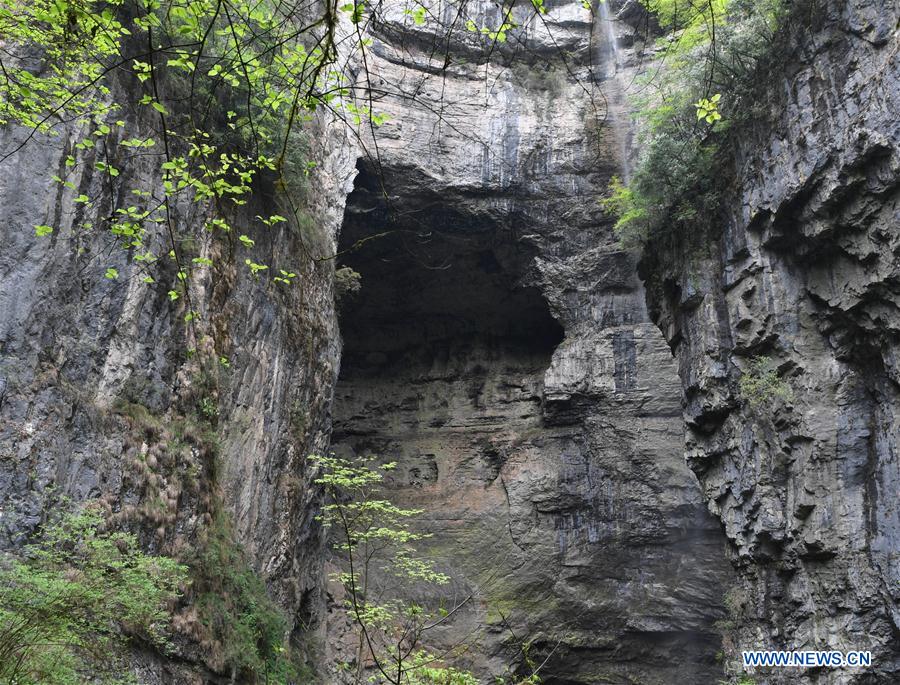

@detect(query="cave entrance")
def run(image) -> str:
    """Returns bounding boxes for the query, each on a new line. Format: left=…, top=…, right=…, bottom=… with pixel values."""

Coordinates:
left=327, top=161, right=564, bottom=671
left=334, top=162, right=563, bottom=378
left=326, top=163, right=731, bottom=682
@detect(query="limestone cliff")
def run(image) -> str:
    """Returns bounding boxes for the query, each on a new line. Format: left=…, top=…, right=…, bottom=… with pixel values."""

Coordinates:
left=0, top=102, right=356, bottom=679
left=0, top=0, right=897, bottom=683
left=640, top=0, right=900, bottom=682
left=328, top=1, right=732, bottom=683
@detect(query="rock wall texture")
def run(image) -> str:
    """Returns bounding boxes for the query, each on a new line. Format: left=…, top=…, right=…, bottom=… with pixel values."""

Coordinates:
left=328, top=1, right=734, bottom=683
left=3, top=0, right=897, bottom=683
left=640, top=0, right=900, bottom=682
left=0, top=98, right=356, bottom=678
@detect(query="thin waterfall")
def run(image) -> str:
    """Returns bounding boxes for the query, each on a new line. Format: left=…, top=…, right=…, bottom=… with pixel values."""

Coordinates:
left=597, top=0, right=621, bottom=79
left=594, top=0, right=632, bottom=181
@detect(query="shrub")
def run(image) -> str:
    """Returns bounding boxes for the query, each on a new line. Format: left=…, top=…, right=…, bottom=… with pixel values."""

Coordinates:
left=191, top=508, right=299, bottom=682
left=739, top=356, right=792, bottom=407
left=603, top=0, right=788, bottom=250
left=0, top=505, right=187, bottom=685
left=335, top=266, right=362, bottom=301
left=311, top=454, right=546, bottom=684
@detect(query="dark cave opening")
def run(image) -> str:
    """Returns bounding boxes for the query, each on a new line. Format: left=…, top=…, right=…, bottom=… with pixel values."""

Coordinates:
left=335, top=162, right=564, bottom=376
left=328, top=165, right=730, bottom=684
left=328, top=162, right=566, bottom=680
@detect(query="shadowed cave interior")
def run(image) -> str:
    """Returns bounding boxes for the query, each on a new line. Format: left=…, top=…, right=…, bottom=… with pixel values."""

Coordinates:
left=328, top=163, right=727, bottom=684
left=329, top=161, right=567, bottom=674
left=335, top=165, right=565, bottom=376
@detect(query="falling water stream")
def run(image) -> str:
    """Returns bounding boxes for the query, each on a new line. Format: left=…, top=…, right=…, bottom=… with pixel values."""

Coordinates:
left=597, top=0, right=620, bottom=78
left=594, top=0, right=632, bottom=181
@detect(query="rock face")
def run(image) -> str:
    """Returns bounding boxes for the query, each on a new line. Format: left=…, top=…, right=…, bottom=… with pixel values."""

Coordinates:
left=0, top=104, right=356, bottom=678
left=329, top=2, right=734, bottom=682
left=640, top=0, right=900, bottom=682
left=3, top=0, right=897, bottom=683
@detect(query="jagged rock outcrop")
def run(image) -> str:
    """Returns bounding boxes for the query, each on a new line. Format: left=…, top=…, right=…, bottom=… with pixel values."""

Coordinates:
left=328, top=2, right=734, bottom=683
left=640, top=0, right=900, bottom=682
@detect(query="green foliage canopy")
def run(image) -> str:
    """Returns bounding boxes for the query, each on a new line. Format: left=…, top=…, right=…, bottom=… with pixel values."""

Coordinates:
left=602, top=0, right=787, bottom=249
left=0, top=0, right=344, bottom=314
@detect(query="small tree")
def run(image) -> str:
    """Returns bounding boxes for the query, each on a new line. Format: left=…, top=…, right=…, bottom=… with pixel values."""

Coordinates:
left=311, top=454, right=482, bottom=685
left=311, top=454, right=546, bottom=685
left=0, top=504, right=187, bottom=684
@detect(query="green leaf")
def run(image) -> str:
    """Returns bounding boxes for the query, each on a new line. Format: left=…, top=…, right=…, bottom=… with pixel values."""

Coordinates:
left=121, top=137, right=156, bottom=148
left=105, top=267, right=119, bottom=279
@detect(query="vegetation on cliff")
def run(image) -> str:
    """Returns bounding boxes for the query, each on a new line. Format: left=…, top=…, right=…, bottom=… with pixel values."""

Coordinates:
left=114, top=381, right=305, bottom=682
left=0, top=505, right=186, bottom=684
left=312, top=453, right=544, bottom=684
left=0, top=1, right=761, bottom=682
left=602, top=0, right=788, bottom=249
left=0, top=0, right=555, bottom=307
left=0, top=3, right=578, bottom=679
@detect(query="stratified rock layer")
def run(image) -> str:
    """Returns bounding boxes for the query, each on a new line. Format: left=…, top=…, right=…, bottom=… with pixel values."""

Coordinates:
left=0, top=106, right=356, bottom=679
left=329, top=2, right=733, bottom=683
